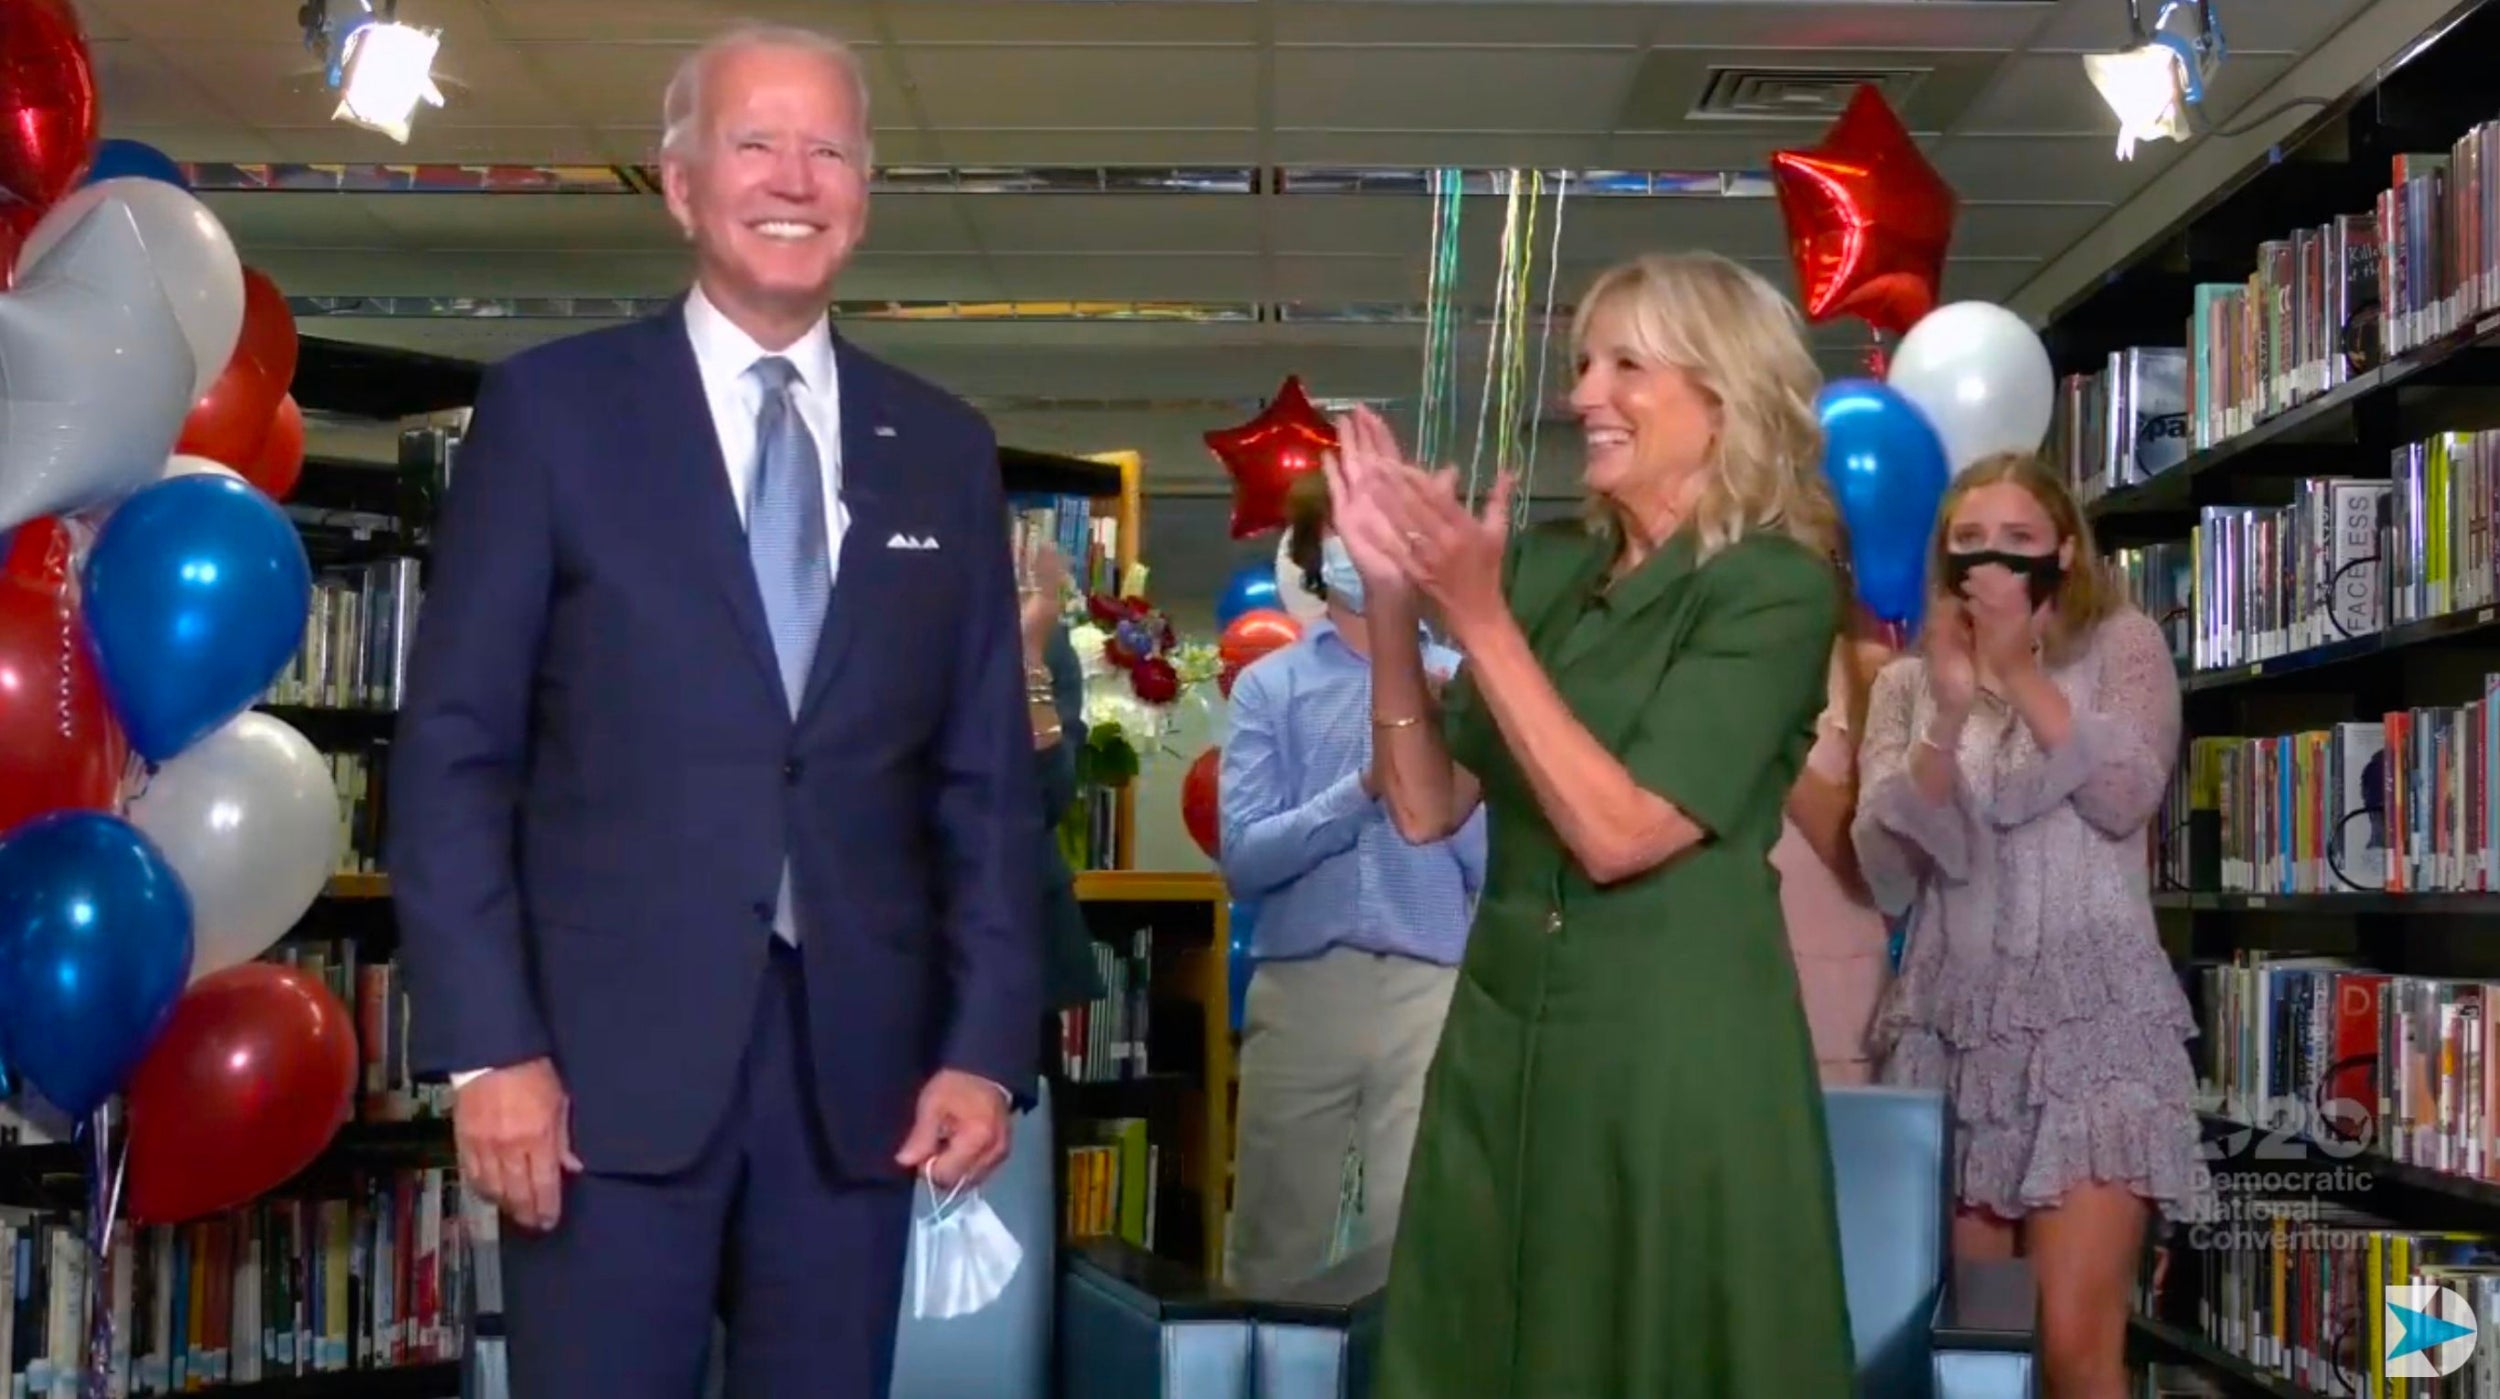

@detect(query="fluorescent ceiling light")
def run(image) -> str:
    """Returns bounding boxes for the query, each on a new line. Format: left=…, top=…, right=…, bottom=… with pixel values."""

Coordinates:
left=334, top=21, right=445, bottom=143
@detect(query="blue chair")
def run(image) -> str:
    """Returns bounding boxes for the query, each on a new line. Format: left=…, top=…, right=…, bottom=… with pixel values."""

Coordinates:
left=1074, top=1083, right=2037, bottom=1399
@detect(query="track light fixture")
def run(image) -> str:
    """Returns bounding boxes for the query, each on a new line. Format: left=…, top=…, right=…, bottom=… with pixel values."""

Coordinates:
left=2083, top=0, right=2227, bottom=160
left=298, top=0, right=445, bottom=144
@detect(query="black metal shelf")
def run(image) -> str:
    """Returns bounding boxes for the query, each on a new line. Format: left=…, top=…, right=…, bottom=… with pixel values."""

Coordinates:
left=163, top=1361, right=460, bottom=1399
left=0, top=1119, right=449, bottom=1204
left=2152, top=890, right=2500, bottom=914
left=2128, top=1315, right=2320, bottom=1398
left=2167, top=601, right=2500, bottom=695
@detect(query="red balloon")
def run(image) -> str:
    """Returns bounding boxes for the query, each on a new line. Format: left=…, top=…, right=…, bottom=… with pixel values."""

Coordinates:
left=0, top=0, right=98, bottom=218
left=175, top=348, right=285, bottom=469
left=2, top=515, right=78, bottom=589
left=243, top=393, right=305, bottom=501
left=123, top=963, right=360, bottom=1225
left=1181, top=746, right=1220, bottom=860
left=237, top=267, right=299, bottom=394
left=1218, top=608, right=1303, bottom=673
left=1770, top=84, right=1957, bottom=338
left=1205, top=376, right=1335, bottom=539
left=0, top=572, right=126, bottom=833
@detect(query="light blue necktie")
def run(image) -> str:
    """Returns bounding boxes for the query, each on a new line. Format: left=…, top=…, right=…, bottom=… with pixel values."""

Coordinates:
left=746, top=355, right=831, bottom=942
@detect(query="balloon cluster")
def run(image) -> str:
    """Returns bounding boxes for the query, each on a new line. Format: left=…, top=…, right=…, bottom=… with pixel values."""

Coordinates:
left=1771, top=84, right=2060, bottom=635
left=0, top=15, right=357, bottom=1374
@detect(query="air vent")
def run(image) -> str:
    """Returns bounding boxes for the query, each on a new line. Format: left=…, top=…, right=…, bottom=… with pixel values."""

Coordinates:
left=1689, top=66, right=1928, bottom=121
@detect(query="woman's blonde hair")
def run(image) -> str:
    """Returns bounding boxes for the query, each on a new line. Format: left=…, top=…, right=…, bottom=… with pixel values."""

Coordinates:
left=1569, top=251, right=1839, bottom=562
left=1929, top=451, right=2115, bottom=663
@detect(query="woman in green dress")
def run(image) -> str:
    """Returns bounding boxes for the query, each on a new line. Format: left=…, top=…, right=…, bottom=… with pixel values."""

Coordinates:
left=1319, top=251, right=1857, bottom=1397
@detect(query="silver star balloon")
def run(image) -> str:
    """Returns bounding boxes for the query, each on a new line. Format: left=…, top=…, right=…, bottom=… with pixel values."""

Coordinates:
left=0, top=198, right=199, bottom=535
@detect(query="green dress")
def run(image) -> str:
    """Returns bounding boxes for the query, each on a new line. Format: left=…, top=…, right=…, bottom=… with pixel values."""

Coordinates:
left=1372, top=520, right=1857, bottom=1398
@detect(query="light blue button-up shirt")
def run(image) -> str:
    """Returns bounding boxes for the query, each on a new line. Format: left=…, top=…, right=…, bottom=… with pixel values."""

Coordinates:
left=1216, top=619, right=1487, bottom=966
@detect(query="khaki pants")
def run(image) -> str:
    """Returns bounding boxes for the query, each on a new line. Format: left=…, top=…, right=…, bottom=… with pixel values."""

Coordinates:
left=1225, top=946, right=1458, bottom=1293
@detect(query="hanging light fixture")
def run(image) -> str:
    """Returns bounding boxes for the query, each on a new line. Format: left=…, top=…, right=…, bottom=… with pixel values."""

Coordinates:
left=2083, top=0, right=2226, bottom=160
left=298, top=0, right=446, bottom=144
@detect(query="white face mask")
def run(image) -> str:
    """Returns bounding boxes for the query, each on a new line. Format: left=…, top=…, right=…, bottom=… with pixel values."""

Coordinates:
left=1319, top=535, right=1364, bottom=614
left=908, top=1167, right=1024, bottom=1320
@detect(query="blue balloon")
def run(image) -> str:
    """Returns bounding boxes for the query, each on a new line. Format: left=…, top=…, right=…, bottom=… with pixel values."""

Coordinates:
left=1817, top=379, right=1952, bottom=629
left=1215, top=560, right=1282, bottom=629
left=0, top=812, right=192, bottom=1119
left=81, top=139, right=190, bottom=191
left=1226, top=900, right=1258, bottom=1033
left=82, top=474, right=313, bottom=763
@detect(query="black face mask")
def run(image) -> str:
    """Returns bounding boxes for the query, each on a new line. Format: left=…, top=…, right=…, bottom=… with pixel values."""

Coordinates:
left=1944, top=548, right=2064, bottom=608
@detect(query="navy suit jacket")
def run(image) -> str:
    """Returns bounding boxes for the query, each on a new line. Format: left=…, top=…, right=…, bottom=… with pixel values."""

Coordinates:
left=387, top=301, right=1043, bottom=1180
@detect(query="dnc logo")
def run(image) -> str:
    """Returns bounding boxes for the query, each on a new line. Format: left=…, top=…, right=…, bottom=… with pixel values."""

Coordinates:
left=2385, top=1285, right=2480, bottom=1378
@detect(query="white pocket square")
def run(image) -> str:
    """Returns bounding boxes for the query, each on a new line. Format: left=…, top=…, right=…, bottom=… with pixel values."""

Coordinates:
left=886, top=532, right=940, bottom=551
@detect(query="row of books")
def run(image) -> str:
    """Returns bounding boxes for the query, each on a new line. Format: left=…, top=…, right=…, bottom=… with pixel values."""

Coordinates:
left=1009, top=491, right=1123, bottom=601
left=1058, top=929, right=1154, bottom=1085
left=325, top=749, right=385, bottom=878
left=0, top=1168, right=484, bottom=1398
left=2156, top=674, right=2500, bottom=898
left=272, top=939, right=450, bottom=1126
left=2155, top=1216, right=2499, bottom=1398
left=262, top=560, right=422, bottom=714
left=2110, top=539, right=2195, bottom=666
left=2193, top=952, right=2494, bottom=1181
left=1064, top=1117, right=1157, bottom=1248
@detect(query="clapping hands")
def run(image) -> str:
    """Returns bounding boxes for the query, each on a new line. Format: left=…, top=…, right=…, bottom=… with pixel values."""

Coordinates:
left=1319, top=406, right=1513, bottom=642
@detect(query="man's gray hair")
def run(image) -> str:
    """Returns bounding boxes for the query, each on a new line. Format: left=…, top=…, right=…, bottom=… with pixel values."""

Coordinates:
left=659, top=22, right=876, bottom=164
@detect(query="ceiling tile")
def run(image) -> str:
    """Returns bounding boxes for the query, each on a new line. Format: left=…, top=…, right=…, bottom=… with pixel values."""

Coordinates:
left=597, top=125, right=946, bottom=165
left=64, top=0, right=135, bottom=41
left=358, top=195, right=681, bottom=250
left=163, top=38, right=576, bottom=131
left=1955, top=50, right=2291, bottom=135
left=486, top=1, right=882, bottom=42
left=1599, top=129, right=1827, bottom=168
left=1269, top=129, right=1608, bottom=165
left=101, top=123, right=283, bottom=163
left=200, top=192, right=398, bottom=250
left=1641, top=2, right=2054, bottom=50
left=989, top=253, right=1261, bottom=300
left=958, top=194, right=1258, bottom=254
left=1271, top=254, right=1424, bottom=302
left=2025, top=0, right=2360, bottom=53
left=1273, top=2, right=1659, bottom=46
left=1275, top=47, right=1642, bottom=131
left=88, top=0, right=488, bottom=41
left=897, top=46, right=1261, bottom=128
left=922, top=128, right=1258, bottom=163
left=521, top=40, right=912, bottom=126
left=1951, top=201, right=2108, bottom=258
left=1928, top=132, right=2183, bottom=202
left=261, top=125, right=623, bottom=164
left=1936, top=257, right=2045, bottom=302
left=837, top=253, right=1000, bottom=301
left=87, top=40, right=230, bottom=129
left=255, top=249, right=687, bottom=296
left=882, top=2, right=1262, bottom=44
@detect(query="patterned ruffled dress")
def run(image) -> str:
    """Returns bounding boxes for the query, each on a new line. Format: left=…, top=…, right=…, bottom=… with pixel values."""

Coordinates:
left=1852, top=606, right=2213, bottom=1224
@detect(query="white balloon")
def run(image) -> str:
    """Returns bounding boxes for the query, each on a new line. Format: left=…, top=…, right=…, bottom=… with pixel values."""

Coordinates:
left=19, top=177, right=244, bottom=401
left=128, top=712, right=344, bottom=983
left=163, top=454, right=241, bottom=482
left=1885, top=301, right=2056, bottom=474
left=1273, top=532, right=1326, bottom=623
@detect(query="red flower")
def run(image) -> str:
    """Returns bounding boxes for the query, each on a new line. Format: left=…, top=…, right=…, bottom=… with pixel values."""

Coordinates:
left=1130, top=657, right=1180, bottom=704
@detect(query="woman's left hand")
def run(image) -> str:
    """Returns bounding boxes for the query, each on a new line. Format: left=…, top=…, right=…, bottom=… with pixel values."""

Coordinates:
left=1961, top=565, right=2038, bottom=677
left=1372, top=449, right=1513, bottom=643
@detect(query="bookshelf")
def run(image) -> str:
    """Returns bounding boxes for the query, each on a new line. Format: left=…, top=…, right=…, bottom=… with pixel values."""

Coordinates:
left=1059, top=871, right=1236, bottom=1279
left=2032, top=0, right=2500, bottom=1391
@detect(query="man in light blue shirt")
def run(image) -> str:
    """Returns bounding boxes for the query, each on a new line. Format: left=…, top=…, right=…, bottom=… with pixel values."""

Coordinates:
left=1217, top=471, right=1486, bottom=1292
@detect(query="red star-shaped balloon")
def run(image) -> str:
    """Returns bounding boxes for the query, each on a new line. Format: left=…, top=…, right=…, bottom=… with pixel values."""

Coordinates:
left=1770, top=84, right=1957, bottom=338
left=1205, top=375, right=1336, bottom=539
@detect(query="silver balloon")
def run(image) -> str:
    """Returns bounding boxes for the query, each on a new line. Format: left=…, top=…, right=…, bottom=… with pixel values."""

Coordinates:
left=18, top=177, right=244, bottom=400
left=128, top=711, right=345, bottom=984
left=0, top=199, right=199, bottom=534
left=1883, top=301, right=2056, bottom=475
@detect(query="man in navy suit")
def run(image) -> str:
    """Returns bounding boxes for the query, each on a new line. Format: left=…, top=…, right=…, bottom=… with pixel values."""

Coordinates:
left=387, top=21, right=1040, bottom=1399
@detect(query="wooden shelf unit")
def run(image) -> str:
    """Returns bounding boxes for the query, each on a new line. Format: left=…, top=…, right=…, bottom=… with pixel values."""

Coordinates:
left=1067, top=871, right=1234, bottom=1277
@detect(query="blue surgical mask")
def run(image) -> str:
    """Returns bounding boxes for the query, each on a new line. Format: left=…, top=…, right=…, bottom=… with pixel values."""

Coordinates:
left=1320, top=536, right=1365, bottom=614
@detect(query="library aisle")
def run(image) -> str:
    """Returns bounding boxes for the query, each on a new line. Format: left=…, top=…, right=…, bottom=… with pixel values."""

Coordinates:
left=2, top=0, right=2498, bottom=1396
